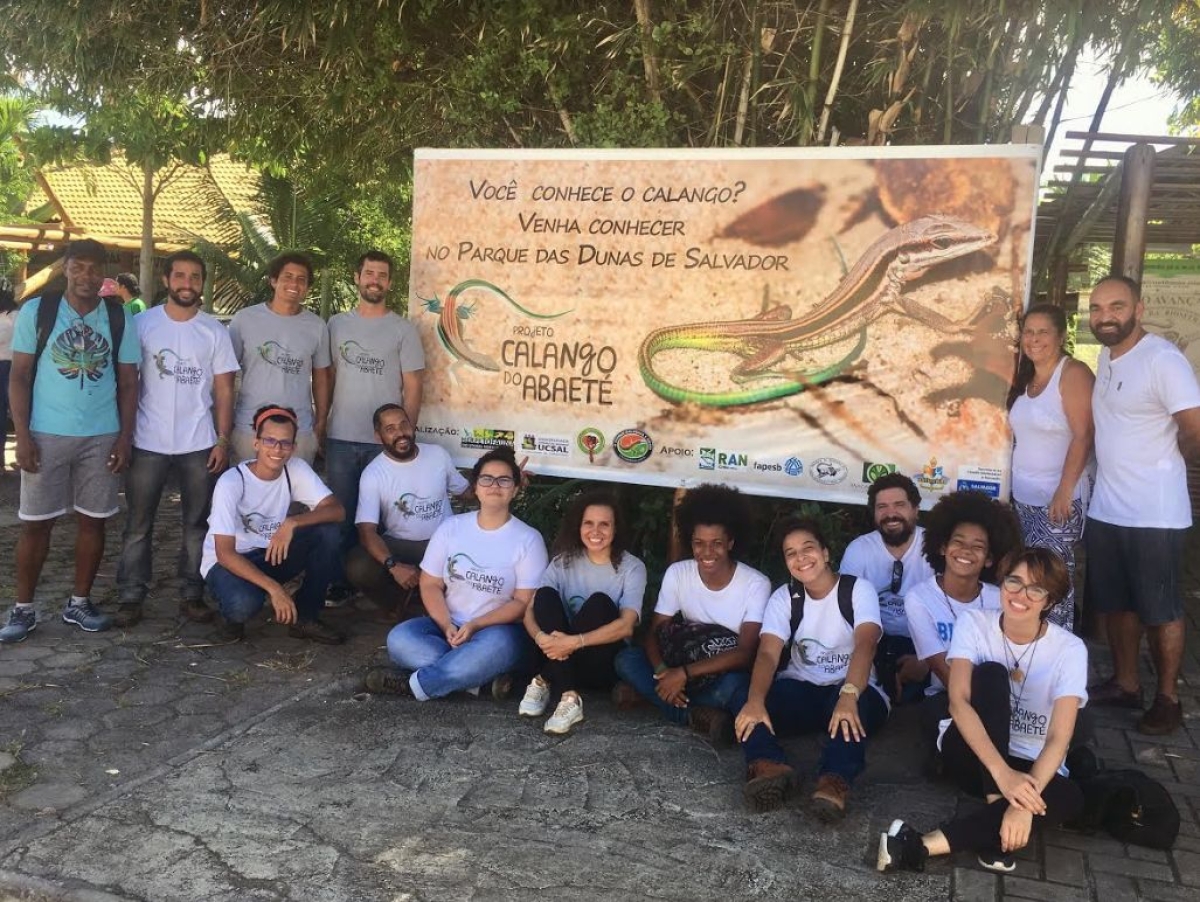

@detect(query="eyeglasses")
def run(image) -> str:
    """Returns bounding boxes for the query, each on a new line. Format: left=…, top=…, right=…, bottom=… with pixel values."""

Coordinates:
left=1002, top=575, right=1050, bottom=603
left=889, top=560, right=903, bottom=594
left=259, top=437, right=295, bottom=451
left=476, top=474, right=515, bottom=488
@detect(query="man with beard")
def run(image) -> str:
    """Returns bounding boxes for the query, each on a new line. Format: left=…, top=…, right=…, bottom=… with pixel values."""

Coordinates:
left=840, top=474, right=935, bottom=703
left=1085, top=275, right=1200, bottom=735
left=343, top=403, right=468, bottom=614
left=114, top=251, right=239, bottom=625
left=324, top=251, right=426, bottom=605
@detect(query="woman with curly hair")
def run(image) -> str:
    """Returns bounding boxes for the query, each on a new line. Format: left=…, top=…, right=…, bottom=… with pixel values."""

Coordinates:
left=1007, top=303, right=1094, bottom=630
left=613, top=484, right=770, bottom=740
left=903, top=491, right=1023, bottom=753
left=518, top=489, right=647, bottom=735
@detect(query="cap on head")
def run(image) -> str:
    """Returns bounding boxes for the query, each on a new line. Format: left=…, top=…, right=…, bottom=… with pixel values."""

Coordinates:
left=64, top=238, right=108, bottom=265
left=99, top=278, right=120, bottom=297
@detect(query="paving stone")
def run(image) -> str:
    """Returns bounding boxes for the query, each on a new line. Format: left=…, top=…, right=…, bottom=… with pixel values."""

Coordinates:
left=1088, top=854, right=1176, bottom=882
left=116, top=683, right=183, bottom=707
left=1173, top=849, right=1200, bottom=887
left=0, top=643, right=53, bottom=661
left=1043, top=830, right=1128, bottom=856
left=1002, top=875, right=1088, bottom=901
left=0, top=659, right=36, bottom=678
left=952, top=866, right=996, bottom=902
left=1043, top=846, right=1086, bottom=886
left=42, top=719, right=101, bottom=741
left=1092, top=874, right=1138, bottom=902
left=38, top=651, right=101, bottom=670
left=173, top=693, right=228, bottom=717
left=9, top=781, right=87, bottom=811
left=1139, top=879, right=1200, bottom=901
left=1126, top=846, right=1169, bottom=863
left=101, top=705, right=172, bottom=731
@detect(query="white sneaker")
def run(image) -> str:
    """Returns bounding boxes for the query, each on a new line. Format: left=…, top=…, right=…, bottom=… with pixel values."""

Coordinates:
left=544, top=694, right=584, bottom=735
left=519, top=677, right=550, bottom=717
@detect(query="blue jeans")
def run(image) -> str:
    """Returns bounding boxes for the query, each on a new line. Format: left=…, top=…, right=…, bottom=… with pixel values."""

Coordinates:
left=324, top=438, right=381, bottom=556
left=117, top=447, right=214, bottom=604
left=613, top=646, right=749, bottom=725
left=386, top=616, right=529, bottom=700
left=205, top=522, right=341, bottom=623
left=730, top=677, right=889, bottom=783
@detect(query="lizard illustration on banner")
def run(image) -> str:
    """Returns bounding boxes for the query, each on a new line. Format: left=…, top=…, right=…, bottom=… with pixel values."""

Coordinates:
left=637, top=215, right=997, bottom=408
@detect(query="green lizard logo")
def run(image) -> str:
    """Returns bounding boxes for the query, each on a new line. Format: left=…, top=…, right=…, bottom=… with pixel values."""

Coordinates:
left=418, top=279, right=572, bottom=372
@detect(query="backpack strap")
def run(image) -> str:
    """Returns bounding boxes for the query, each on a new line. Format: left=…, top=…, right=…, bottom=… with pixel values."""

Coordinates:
left=103, top=298, right=126, bottom=361
left=235, top=461, right=293, bottom=495
left=780, top=573, right=856, bottom=671
left=31, top=290, right=63, bottom=382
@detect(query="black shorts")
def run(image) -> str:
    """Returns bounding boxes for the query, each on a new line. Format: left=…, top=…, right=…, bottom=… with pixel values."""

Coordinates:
left=1084, top=518, right=1185, bottom=626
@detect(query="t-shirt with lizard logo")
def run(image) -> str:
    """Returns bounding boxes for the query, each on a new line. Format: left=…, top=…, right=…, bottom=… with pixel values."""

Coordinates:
left=133, top=306, right=240, bottom=454
left=227, top=303, right=330, bottom=433
left=355, top=443, right=468, bottom=541
left=200, top=459, right=332, bottom=577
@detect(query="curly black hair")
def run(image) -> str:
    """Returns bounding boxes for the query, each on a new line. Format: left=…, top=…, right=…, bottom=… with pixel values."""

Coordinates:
left=550, top=488, right=629, bottom=570
left=675, top=483, right=753, bottom=559
left=921, top=490, right=1022, bottom=582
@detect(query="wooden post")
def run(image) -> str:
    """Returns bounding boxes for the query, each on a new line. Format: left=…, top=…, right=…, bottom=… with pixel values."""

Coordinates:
left=1111, top=143, right=1155, bottom=282
left=1048, top=255, right=1069, bottom=308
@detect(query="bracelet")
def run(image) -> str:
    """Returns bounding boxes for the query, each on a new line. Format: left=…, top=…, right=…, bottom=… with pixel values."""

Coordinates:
left=839, top=682, right=860, bottom=698
left=578, top=634, right=585, bottom=649
left=215, top=435, right=231, bottom=449
left=653, top=663, right=668, bottom=676
left=536, top=630, right=545, bottom=641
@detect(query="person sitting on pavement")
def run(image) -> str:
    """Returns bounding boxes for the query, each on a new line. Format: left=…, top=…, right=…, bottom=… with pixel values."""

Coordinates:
left=840, top=473, right=935, bottom=704
left=613, top=484, right=770, bottom=742
left=1, top=238, right=140, bottom=644
left=904, top=490, right=1021, bottom=759
left=343, top=403, right=468, bottom=617
left=200, top=405, right=346, bottom=644
left=732, top=517, right=887, bottom=821
left=115, top=250, right=238, bottom=626
left=364, top=445, right=548, bottom=700
left=519, top=489, right=646, bottom=736
left=877, top=548, right=1086, bottom=876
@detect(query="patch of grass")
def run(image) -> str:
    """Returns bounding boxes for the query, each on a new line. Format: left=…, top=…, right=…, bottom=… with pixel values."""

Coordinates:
left=0, top=742, right=37, bottom=801
left=254, top=649, right=317, bottom=674
left=224, top=669, right=254, bottom=689
left=41, top=699, right=65, bottom=717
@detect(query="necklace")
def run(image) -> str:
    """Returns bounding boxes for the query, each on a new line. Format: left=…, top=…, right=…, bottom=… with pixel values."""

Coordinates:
left=1000, top=615, right=1042, bottom=685
left=939, top=575, right=981, bottom=618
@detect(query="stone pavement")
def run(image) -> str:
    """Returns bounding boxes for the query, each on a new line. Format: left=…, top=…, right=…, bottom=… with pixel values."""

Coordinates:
left=0, top=469, right=1199, bottom=901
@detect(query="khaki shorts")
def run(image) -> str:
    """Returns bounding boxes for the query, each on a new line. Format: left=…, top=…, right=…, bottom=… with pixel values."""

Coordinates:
left=19, top=432, right=121, bottom=521
left=230, top=427, right=318, bottom=467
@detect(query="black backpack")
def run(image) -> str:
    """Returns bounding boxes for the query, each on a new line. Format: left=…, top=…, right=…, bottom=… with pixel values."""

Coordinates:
left=778, top=574, right=857, bottom=671
left=657, top=615, right=740, bottom=692
left=32, top=291, right=126, bottom=383
left=1067, top=767, right=1180, bottom=850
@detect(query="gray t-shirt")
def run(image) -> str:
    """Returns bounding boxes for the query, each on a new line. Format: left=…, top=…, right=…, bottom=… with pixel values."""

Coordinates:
left=539, top=552, right=647, bottom=622
left=327, top=309, right=426, bottom=443
left=228, top=303, right=331, bottom=432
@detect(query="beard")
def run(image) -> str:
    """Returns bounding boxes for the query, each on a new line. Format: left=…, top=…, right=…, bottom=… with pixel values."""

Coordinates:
left=1091, top=317, right=1137, bottom=347
left=385, top=436, right=416, bottom=461
left=878, top=518, right=915, bottom=548
left=169, top=289, right=201, bottom=307
left=358, top=285, right=387, bottom=304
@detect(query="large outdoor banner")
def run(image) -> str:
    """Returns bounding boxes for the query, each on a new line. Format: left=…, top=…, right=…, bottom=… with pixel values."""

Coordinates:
left=409, top=146, right=1039, bottom=505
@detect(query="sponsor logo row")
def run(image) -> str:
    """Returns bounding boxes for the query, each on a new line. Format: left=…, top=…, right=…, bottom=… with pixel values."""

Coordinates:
left=427, top=424, right=1001, bottom=495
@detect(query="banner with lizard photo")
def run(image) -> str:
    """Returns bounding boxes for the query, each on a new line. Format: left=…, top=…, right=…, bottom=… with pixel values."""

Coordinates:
left=409, top=146, right=1039, bottom=506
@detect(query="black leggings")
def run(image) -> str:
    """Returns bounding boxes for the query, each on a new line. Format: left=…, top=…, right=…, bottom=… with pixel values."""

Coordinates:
left=531, top=588, right=623, bottom=693
left=940, top=662, right=1084, bottom=853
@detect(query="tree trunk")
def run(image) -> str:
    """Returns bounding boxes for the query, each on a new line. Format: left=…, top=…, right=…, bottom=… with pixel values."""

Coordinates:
left=816, top=0, right=858, bottom=145
left=140, top=159, right=155, bottom=305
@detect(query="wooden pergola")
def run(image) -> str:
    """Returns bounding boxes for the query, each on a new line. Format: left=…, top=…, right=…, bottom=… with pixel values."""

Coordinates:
left=1034, top=130, right=1200, bottom=301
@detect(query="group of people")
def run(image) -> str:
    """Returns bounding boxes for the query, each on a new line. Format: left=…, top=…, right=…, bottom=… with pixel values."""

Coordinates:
left=0, top=242, right=1197, bottom=875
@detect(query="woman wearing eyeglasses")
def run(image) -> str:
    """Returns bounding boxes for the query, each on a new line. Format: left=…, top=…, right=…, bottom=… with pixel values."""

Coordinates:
left=365, top=445, right=548, bottom=700
left=878, top=548, right=1087, bottom=876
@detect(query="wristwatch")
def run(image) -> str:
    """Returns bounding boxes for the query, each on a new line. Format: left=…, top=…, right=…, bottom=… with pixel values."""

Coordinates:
left=383, top=555, right=398, bottom=571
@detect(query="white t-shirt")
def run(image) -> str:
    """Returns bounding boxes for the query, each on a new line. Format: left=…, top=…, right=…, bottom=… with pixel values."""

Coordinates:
left=355, top=444, right=469, bottom=541
left=839, top=528, right=935, bottom=637
left=200, top=459, right=333, bottom=577
left=905, top=576, right=1002, bottom=695
left=420, top=512, right=548, bottom=626
left=762, top=577, right=887, bottom=702
left=653, top=560, right=771, bottom=633
left=941, top=609, right=1088, bottom=771
left=1091, top=333, right=1200, bottom=529
left=540, top=552, right=647, bottom=620
left=133, top=307, right=240, bottom=454
left=0, top=309, right=16, bottom=361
